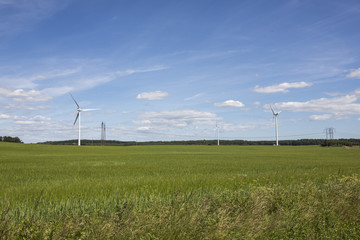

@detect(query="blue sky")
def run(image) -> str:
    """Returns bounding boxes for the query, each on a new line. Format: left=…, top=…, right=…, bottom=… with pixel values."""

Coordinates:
left=1, top=0, right=360, bottom=143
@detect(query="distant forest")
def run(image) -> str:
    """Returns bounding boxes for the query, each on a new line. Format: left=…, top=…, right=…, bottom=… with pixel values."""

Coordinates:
left=38, top=139, right=360, bottom=147
left=0, top=136, right=23, bottom=143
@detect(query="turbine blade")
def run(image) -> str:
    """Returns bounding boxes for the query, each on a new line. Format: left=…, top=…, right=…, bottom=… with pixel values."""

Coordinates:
left=73, top=112, right=79, bottom=125
left=82, top=108, right=99, bottom=111
left=70, top=93, right=80, bottom=108
left=270, top=105, right=275, bottom=115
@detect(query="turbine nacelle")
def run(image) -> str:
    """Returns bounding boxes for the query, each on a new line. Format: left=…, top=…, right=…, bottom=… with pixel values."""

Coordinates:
left=270, top=105, right=281, bottom=116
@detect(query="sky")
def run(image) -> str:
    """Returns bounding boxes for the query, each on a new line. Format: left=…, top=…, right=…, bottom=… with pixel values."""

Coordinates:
left=1, top=0, right=360, bottom=143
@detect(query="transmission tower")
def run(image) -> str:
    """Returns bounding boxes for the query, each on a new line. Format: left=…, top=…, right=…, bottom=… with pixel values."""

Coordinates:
left=101, top=122, right=106, bottom=145
left=324, top=127, right=335, bottom=139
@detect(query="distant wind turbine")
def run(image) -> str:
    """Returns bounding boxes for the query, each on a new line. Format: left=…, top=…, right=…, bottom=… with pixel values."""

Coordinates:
left=216, top=122, right=220, bottom=146
left=70, top=94, right=98, bottom=146
left=270, top=105, right=281, bottom=146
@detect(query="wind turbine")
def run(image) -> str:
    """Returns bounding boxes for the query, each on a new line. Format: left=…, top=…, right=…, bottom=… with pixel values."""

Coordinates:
left=70, top=94, right=97, bottom=146
left=216, top=122, right=220, bottom=146
left=270, top=105, right=280, bottom=146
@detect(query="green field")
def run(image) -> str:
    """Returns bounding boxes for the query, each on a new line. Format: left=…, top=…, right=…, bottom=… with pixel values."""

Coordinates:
left=1, top=142, right=360, bottom=239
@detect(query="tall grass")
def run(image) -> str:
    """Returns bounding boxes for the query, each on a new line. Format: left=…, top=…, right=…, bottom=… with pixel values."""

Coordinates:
left=0, top=142, right=360, bottom=239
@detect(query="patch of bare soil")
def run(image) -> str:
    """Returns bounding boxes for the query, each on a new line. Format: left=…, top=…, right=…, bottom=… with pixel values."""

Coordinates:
left=344, top=146, right=360, bottom=149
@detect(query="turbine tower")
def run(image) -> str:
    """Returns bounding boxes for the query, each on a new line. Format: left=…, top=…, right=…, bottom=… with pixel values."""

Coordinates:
left=216, top=122, right=220, bottom=146
left=270, top=105, right=280, bottom=146
left=70, top=94, right=97, bottom=146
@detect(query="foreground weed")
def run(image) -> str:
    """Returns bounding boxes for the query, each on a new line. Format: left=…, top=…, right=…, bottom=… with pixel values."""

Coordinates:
left=1, top=175, right=359, bottom=239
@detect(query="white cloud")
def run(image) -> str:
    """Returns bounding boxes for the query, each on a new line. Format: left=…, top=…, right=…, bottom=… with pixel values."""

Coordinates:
left=214, top=100, right=245, bottom=108
left=136, top=109, right=221, bottom=129
left=137, top=91, right=169, bottom=100
left=14, top=120, right=37, bottom=125
left=309, top=114, right=332, bottom=121
left=254, top=81, right=313, bottom=93
left=0, top=114, right=11, bottom=119
left=0, top=87, right=51, bottom=102
left=325, top=92, right=342, bottom=97
left=137, top=126, right=151, bottom=131
left=346, top=67, right=360, bottom=78
left=274, top=94, right=360, bottom=116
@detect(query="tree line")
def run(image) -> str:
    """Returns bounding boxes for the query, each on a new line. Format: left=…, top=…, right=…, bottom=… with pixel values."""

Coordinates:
left=38, top=138, right=360, bottom=146
left=0, top=136, right=23, bottom=143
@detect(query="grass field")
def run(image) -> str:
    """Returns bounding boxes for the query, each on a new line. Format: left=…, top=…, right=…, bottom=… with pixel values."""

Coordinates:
left=1, top=142, right=360, bottom=239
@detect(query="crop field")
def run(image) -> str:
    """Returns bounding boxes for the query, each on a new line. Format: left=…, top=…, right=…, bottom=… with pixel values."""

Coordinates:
left=1, top=142, right=360, bottom=239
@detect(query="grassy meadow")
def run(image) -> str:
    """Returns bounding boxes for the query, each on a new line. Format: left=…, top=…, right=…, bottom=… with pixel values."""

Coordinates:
left=1, top=142, right=360, bottom=239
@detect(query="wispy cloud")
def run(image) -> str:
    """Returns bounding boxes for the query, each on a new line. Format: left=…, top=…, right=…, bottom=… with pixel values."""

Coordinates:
left=70, top=65, right=167, bottom=94
left=67, top=65, right=168, bottom=95
left=184, top=93, right=204, bottom=101
left=214, top=100, right=245, bottom=108
left=0, top=67, right=82, bottom=89
left=36, top=68, right=81, bottom=80
left=137, top=91, right=169, bottom=100
left=116, top=65, right=168, bottom=76
left=0, top=63, right=168, bottom=98
left=254, top=81, right=313, bottom=93
left=41, top=86, right=74, bottom=97
left=186, top=50, right=239, bottom=62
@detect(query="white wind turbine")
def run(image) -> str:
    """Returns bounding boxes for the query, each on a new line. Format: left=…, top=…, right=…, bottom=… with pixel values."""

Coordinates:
left=270, top=105, right=281, bottom=146
left=216, top=122, right=220, bottom=146
left=70, top=94, right=98, bottom=146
